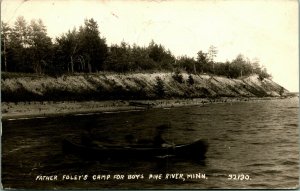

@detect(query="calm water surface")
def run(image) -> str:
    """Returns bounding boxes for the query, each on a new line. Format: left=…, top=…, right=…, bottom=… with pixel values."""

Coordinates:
left=2, top=97, right=299, bottom=189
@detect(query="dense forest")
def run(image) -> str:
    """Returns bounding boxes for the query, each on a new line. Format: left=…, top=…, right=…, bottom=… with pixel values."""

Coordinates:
left=1, top=16, right=271, bottom=80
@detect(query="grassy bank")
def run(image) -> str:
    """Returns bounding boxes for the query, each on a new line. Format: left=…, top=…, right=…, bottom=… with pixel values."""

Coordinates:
left=1, top=72, right=288, bottom=102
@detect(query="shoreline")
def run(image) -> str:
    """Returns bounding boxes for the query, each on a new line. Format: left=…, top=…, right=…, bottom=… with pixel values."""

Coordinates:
left=1, top=96, right=294, bottom=120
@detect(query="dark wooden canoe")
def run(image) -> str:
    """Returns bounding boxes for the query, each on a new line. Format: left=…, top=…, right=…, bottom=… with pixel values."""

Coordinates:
left=62, top=139, right=208, bottom=160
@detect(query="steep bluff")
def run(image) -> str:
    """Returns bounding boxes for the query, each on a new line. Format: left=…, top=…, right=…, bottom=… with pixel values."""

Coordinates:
left=1, top=72, right=289, bottom=102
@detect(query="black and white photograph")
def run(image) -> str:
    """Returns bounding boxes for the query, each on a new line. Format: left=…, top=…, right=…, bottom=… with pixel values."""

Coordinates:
left=1, top=0, right=299, bottom=189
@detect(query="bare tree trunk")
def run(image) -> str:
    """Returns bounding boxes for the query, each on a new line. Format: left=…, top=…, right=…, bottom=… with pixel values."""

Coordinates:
left=3, top=37, right=7, bottom=71
left=78, top=55, right=84, bottom=72
left=70, top=44, right=77, bottom=73
left=70, top=56, right=74, bottom=73
left=81, top=60, right=84, bottom=71
left=88, top=62, right=92, bottom=73
left=33, top=62, right=41, bottom=74
left=78, top=56, right=86, bottom=72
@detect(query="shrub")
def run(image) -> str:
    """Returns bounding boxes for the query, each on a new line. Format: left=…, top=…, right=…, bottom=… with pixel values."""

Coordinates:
left=154, top=76, right=165, bottom=97
left=172, top=71, right=184, bottom=83
left=188, top=74, right=194, bottom=85
left=258, top=70, right=271, bottom=81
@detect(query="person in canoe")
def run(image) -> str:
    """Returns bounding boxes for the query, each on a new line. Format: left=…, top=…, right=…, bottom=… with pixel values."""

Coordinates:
left=153, top=124, right=171, bottom=147
left=81, top=122, right=103, bottom=147
left=124, top=124, right=171, bottom=148
left=81, top=125, right=95, bottom=147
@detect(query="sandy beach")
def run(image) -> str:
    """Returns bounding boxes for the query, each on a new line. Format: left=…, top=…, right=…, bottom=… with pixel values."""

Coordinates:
left=1, top=97, right=286, bottom=120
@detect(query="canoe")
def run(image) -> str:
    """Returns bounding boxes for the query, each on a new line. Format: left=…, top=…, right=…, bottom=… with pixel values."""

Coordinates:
left=62, top=139, right=208, bottom=160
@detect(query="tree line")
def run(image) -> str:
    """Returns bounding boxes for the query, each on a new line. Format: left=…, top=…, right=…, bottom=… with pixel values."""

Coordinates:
left=1, top=16, right=271, bottom=79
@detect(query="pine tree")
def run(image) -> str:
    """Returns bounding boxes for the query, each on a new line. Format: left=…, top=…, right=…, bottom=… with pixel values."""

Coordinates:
left=77, top=18, right=108, bottom=72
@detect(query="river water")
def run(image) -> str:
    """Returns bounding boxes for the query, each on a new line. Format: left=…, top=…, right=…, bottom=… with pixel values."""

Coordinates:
left=2, top=97, right=299, bottom=189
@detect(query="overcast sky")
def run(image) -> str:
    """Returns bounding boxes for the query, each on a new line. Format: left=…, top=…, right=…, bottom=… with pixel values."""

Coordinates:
left=1, top=0, right=298, bottom=91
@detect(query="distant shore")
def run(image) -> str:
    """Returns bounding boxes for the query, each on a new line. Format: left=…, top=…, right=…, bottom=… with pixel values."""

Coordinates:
left=1, top=96, right=293, bottom=120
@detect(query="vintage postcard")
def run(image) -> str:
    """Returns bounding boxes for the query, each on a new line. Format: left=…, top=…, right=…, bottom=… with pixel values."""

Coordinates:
left=1, top=0, right=299, bottom=189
